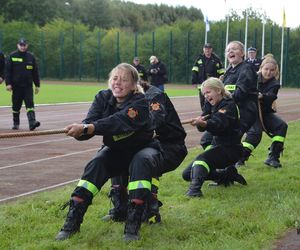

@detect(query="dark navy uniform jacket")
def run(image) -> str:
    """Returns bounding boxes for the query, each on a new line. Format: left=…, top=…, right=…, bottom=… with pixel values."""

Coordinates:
left=257, top=73, right=280, bottom=114
left=81, top=90, right=154, bottom=151
left=145, top=85, right=186, bottom=145
left=5, top=50, right=40, bottom=88
left=198, top=98, right=240, bottom=146
left=192, top=53, right=224, bottom=85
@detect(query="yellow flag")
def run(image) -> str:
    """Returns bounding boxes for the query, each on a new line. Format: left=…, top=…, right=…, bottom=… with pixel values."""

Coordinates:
left=282, top=8, right=286, bottom=28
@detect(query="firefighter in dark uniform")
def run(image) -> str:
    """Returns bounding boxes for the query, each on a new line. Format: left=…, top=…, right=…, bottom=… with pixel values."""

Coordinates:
left=236, top=55, right=288, bottom=168
left=102, top=79, right=187, bottom=224
left=147, top=55, right=168, bottom=92
left=191, top=43, right=225, bottom=109
left=185, top=78, right=246, bottom=197
left=5, top=38, right=40, bottom=130
left=132, top=57, right=147, bottom=81
left=245, top=47, right=262, bottom=72
left=0, top=51, right=5, bottom=84
left=183, top=41, right=257, bottom=186
left=55, top=63, right=163, bottom=242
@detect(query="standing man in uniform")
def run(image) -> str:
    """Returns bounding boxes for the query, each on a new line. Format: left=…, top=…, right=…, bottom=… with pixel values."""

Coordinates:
left=192, top=43, right=225, bottom=109
left=245, top=47, right=262, bottom=72
left=132, top=57, right=147, bottom=81
left=5, top=38, right=40, bottom=130
left=147, top=55, right=167, bottom=92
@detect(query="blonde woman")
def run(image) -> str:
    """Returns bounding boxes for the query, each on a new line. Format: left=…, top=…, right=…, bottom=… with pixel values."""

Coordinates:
left=185, top=77, right=246, bottom=197
left=237, top=55, right=288, bottom=168
left=55, top=63, right=163, bottom=241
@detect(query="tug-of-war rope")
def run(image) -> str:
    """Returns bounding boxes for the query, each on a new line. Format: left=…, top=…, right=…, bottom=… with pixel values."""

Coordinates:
left=0, top=119, right=193, bottom=139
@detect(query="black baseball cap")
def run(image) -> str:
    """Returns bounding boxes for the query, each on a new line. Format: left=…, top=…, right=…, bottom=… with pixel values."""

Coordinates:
left=133, top=57, right=139, bottom=61
left=204, top=43, right=213, bottom=48
left=18, top=38, right=27, bottom=45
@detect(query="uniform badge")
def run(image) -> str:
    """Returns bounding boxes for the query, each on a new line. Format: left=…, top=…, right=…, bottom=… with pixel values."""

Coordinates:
left=127, top=108, right=138, bottom=119
left=150, top=102, right=161, bottom=111
left=218, top=108, right=227, bottom=114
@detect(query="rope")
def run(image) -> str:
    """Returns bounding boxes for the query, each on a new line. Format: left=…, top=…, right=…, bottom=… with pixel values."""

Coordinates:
left=0, top=129, right=67, bottom=139
left=257, top=99, right=273, bottom=138
left=0, top=119, right=196, bottom=139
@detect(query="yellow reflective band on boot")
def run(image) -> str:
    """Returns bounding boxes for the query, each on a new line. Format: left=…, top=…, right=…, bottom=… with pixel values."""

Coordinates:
left=192, top=160, right=210, bottom=173
left=77, top=180, right=99, bottom=197
left=272, top=136, right=285, bottom=142
left=128, top=180, right=151, bottom=191
left=151, top=177, right=159, bottom=188
left=242, top=142, right=255, bottom=151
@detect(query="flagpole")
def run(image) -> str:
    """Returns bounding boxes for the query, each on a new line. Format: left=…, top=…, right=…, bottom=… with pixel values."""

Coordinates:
left=280, top=8, right=286, bottom=86
left=261, top=19, right=265, bottom=57
left=244, top=11, right=248, bottom=56
left=225, top=14, right=229, bottom=68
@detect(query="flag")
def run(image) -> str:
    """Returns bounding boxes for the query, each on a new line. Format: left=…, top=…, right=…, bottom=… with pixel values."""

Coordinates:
left=282, top=8, right=286, bottom=28
left=205, top=16, right=210, bottom=32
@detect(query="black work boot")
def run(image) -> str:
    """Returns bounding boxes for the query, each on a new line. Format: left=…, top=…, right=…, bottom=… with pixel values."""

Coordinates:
left=208, top=168, right=233, bottom=187
left=142, top=193, right=162, bottom=224
left=225, top=166, right=247, bottom=185
left=102, top=185, right=128, bottom=222
left=55, top=197, right=89, bottom=241
left=124, top=201, right=145, bottom=241
left=209, top=166, right=247, bottom=187
left=12, top=112, right=20, bottom=130
left=235, top=147, right=252, bottom=167
left=27, top=111, right=40, bottom=131
left=264, top=142, right=283, bottom=168
left=186, top=165, right=207, bottom=197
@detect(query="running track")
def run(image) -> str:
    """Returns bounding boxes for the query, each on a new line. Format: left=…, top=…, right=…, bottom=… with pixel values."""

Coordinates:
left=0, top=89, right=300, bottom=203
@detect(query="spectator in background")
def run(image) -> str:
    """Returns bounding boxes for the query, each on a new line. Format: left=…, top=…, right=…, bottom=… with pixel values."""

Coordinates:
left=0, top=51, right=5, bottom=84
left=147, top=55, right=167, bottom=92
left=132, top=57, right=147, bottom=81
left=5, top=38, right=40, bottom=130
left=245, top=47, right=262, bottom=72
left=191, top=43, right=225, bottom=109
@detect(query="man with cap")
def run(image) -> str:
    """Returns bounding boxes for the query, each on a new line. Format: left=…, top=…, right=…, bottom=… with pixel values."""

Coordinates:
left=5, top=38, right=41, bottom=130
left=147, top=55, right=167, bottom=92
left=132, top=57, right=147, bottom=81
left=191, top=43, right=225, bottom=109
left=245, top=47, right=262, bottom=72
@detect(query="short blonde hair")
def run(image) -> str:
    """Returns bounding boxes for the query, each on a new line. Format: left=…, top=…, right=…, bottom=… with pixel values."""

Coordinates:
left=108, top=63, right=143, bottom=94
left=201, top=77, right=231, bottom=98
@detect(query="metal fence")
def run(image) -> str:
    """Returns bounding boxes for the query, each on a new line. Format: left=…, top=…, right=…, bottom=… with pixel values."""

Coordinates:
left=0, top=26, right=298, bottom=87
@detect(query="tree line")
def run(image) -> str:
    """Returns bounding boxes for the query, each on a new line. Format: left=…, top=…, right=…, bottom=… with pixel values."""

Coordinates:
left=0, top=1, right=299, bottom=87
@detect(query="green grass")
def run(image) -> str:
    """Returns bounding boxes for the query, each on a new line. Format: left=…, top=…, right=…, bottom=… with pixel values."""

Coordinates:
left=0, top=120, right=299, bottom=249
left=0, top=81, right=196, bottom=106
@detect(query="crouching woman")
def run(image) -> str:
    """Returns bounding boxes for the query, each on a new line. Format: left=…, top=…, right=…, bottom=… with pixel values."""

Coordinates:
left=55, top=63, right=163, bottom=241
left=186, top=77, right=246, bottom=197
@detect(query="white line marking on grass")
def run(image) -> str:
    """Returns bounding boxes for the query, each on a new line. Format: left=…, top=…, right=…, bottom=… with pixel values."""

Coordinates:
left=0, top=179, right=79, bottom=203
left=0, top=148, right=98, bottom=170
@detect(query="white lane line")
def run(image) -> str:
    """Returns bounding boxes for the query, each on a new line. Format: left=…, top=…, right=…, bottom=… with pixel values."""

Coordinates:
left=0, top=148, right=98, bottom=170
left=0, top=179, right=79, bottom=203
left=0, top=138, right=72, bottom=150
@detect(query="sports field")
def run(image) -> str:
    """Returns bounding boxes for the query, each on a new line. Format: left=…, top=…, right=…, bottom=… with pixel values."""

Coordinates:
left=0, top=87, right=299, bottom=249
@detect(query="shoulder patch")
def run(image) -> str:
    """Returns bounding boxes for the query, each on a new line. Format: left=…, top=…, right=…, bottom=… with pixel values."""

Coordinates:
left=127, top=108, right=138, bottom=119
left=150, top=102, right=161, bottom=111
left=218, top=108, right=227, bottom=114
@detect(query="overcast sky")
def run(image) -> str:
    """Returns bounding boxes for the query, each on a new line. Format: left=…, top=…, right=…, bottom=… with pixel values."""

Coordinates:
left=126, top=0, right=299, bottom=28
